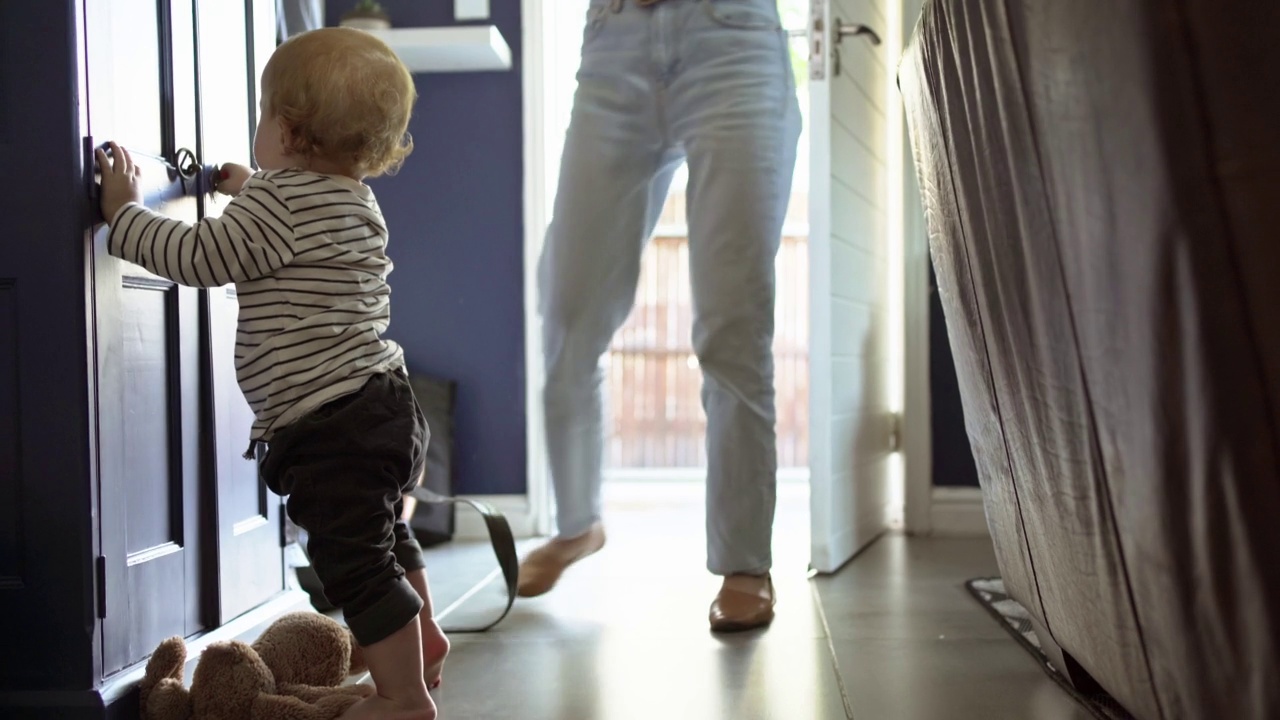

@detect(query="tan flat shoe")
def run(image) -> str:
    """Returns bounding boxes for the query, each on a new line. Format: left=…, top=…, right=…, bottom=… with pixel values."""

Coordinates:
left=709, top=574, right=776, bottom=632
left=516, top=523, right=606, bottom=598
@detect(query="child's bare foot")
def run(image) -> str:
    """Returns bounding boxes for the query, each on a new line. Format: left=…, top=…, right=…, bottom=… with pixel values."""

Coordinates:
left=353, top=617, right=436, bottom=720
left=404, top=568, right=450, bottom=690
left=421, top=618, right=450, bottom=690
left=335, top=692, right=436, bottom=720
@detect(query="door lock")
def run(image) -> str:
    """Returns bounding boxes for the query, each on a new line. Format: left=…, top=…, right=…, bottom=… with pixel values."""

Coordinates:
left=808, top=0, right=826, bottom=81
left=174, top=147, right=200, bottom=180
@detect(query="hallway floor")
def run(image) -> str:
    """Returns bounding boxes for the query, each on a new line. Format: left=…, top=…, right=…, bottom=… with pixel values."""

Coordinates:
left=418, top=483, right=1093, bottom=720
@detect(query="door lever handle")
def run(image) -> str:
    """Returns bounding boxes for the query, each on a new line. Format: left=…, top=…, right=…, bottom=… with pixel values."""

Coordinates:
left=830, top=19, right=882, bottom=77
left=835, top=20, right=881, bottom=46
left=93, top=144, right=206, bottom=183
left=86, top=139, right=221, bottom=224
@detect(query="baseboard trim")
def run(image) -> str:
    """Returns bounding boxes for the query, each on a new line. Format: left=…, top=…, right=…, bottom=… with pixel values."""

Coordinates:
left=929, top=487, right=990, bottom=537
left=0, top=590, right=313, bottom=719
left=453, top=494, right=538, bottom=540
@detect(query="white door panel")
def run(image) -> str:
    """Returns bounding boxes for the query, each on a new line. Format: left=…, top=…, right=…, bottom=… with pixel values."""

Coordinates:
left=808, top=0, right=898, bottom=572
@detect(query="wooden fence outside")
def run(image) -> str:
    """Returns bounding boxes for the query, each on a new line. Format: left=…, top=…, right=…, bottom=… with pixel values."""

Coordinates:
left=603, top=233, right=810, bottom=470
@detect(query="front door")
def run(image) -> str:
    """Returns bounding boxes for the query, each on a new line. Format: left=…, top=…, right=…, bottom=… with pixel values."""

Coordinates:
left=806, top=0, right=897, bottom=572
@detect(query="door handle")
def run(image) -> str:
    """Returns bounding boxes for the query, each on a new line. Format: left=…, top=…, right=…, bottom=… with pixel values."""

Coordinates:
left=835, top=20, right=881, bottom=46
left=85, top=138, right=221, bottom=224
left=831, top=18, right=881, bottom=77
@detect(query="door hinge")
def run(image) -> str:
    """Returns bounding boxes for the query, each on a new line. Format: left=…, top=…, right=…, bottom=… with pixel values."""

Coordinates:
left=889, top=412, right=904, bottom=453
left=279, top=512, right=288, bottom=547
left=95, top=555, right=107, bottom=619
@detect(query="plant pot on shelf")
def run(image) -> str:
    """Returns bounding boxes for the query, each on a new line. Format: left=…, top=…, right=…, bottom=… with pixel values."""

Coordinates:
left=340, top=0, right=391, bottom=30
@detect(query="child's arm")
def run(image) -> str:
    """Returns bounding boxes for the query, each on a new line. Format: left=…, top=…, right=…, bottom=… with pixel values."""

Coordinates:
left=216, top=163, right=255, bottom=196
left=96, top=143, right=295, bottom=288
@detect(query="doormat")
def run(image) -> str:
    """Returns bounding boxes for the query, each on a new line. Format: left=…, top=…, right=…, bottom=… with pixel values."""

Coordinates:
left=966, top=578, right=1135, bottom=720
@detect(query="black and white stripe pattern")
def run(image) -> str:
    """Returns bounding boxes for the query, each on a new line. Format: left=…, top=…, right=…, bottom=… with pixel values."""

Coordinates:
left=109, top=169, right=405, bottom=443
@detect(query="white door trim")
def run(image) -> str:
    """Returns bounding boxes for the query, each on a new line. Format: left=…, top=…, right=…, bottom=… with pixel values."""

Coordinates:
left=899, top=93, right=934, bottom=535
left=805, top=0, right=838, bottom=571
left=899, top=0, right=934, bottom=536
left=520, top=0, right=552, bottom=537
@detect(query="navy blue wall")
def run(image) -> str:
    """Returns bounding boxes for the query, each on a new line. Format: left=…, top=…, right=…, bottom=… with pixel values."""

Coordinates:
left=928, top=262, right=980, bottom=487
left=325, top=0, right=526, bottom=495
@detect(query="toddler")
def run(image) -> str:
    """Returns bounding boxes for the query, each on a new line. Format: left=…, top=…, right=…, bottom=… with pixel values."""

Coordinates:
left=96, top=27, right=446, bottom=720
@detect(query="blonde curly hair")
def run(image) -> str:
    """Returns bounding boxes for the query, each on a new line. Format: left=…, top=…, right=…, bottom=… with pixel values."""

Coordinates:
left=262, top=27, right=416, bottom=178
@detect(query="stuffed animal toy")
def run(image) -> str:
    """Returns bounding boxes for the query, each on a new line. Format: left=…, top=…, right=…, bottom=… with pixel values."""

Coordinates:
left=139, top=612, right=373, bottom=720
left=251, top=611, right=367, bottom=689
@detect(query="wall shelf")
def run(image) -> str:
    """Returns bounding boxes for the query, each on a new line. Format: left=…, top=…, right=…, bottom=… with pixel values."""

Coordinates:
left=363, top=25, right=512, bottom=73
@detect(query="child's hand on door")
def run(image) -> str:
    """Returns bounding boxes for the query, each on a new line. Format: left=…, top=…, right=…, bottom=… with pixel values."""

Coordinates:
left=94, top=142, right=143, bottom=224
left=216, top=163, right=254, bottom=196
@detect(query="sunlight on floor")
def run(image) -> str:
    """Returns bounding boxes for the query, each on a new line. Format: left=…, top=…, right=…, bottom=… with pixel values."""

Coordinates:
left=601, top=479, right=813, bottom=577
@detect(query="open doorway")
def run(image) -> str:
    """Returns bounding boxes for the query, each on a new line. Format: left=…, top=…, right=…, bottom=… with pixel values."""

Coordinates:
left=525, top=0, right=817, bottom=567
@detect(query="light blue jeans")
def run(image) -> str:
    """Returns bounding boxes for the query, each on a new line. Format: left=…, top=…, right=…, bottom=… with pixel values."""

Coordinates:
left=539, top=0, right=802, bottom=576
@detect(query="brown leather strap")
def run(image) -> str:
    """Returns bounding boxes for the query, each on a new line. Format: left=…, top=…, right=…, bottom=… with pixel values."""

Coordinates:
left=410, top=487, right=518, bottom=633
left=292, top=489, right=518, bottom=634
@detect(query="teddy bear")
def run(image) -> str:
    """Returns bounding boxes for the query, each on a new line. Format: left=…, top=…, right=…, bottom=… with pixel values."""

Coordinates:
left=250, top=611, right=367, bottom=690
left=139, top=611, right=374, bottom=720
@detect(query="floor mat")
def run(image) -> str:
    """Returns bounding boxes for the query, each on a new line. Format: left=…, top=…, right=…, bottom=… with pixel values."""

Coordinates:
left=966, top=578, right=1136, bottom=720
